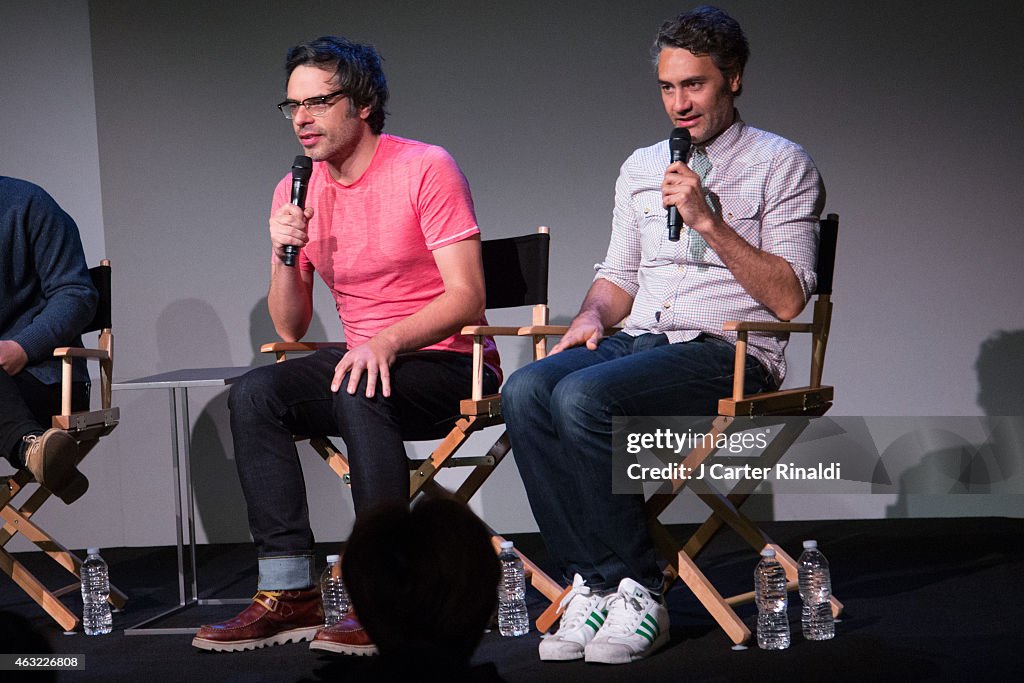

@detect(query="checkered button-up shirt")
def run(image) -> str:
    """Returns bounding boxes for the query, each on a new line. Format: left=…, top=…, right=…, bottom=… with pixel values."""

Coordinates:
left=595, top=116, right=825, bottom=384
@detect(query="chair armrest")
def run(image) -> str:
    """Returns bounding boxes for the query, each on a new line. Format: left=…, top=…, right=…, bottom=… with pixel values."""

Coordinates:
left=723, top=321, right=814, bottom=333
left=460, top=326, right=524, bottom=336
left=54, top=346, right=114, bottom=414
left=517, top=325, right=622, bottom=336
left=260, top=341, right=346, bottom=354
left=517, top=325, right=570, bottom=336
left=723, top=320, right=816, bottom=404
left=53, top=347, right=110, bottom=360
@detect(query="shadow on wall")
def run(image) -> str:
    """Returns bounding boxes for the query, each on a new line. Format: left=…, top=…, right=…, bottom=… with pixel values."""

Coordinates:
left=248, top=295, right=330, bottom=362
left=886, top=330, right=1024, bottom=518
left=153, top=297, right=330, bottom=543
left=976, top=330, right=1024, bottom=416
left=247, top=293, right=333, bottom=365
left=155, top=299, right=248, bottom=542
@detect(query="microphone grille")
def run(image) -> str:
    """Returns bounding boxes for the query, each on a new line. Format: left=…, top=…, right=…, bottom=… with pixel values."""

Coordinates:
left=291, top=155, right=313, bottom=180
left=669, top=127, right=691, bottom=153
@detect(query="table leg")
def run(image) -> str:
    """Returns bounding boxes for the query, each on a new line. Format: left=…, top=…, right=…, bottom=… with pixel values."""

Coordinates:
left=180, top=388, right=199, bottom=603
left=124, top=387, right=197, bottom=635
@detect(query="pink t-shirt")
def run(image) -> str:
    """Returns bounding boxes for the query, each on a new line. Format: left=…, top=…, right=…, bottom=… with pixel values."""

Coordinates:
left=271, top=135, right=501, bottom=381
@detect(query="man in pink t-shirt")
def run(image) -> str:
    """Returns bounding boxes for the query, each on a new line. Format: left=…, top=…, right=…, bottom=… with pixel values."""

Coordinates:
left=194, top=36, right=500, bottom=656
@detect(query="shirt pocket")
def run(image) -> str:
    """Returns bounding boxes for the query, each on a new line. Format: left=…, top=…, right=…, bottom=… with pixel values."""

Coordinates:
left=634, top=190, right=676, bottom=265
left=716, top=197, right=762, bottom=250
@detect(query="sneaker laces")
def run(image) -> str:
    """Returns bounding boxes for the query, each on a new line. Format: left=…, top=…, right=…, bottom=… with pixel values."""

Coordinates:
left=544, top=575, right=593, bottom=637
left=600, top=591, right=646, bottom=637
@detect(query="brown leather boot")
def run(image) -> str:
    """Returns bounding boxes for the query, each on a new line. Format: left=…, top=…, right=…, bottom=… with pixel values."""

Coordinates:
left=23, top=429, right=88, bottom=504
left=192, top=588, right=323, bottom=652
left=309, top=609, right=379, bottom=656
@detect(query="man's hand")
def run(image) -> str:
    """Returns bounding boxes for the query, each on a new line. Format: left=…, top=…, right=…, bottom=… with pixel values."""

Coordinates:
left=0, top=339, right=28, bottom=376
left=549, top=312, right=605, bottom=355
left=662, top=162, right=808, bottom=321
left=269, top=203, right=314, bottom=264
left=331, top=337, right=399, bottom=398
left=662, top=161, right=716, bottom=234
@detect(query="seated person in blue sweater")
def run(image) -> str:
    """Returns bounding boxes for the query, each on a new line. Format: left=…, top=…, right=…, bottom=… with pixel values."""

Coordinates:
left=1, top=177, right=97, bottom=504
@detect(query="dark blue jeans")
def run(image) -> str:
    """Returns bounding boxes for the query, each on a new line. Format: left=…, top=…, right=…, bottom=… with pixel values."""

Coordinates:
left=1, top=371, right=89, bottom=467
left=229, top=346, right=498, bottom=589
left=502, top=332, right=775, bottom=594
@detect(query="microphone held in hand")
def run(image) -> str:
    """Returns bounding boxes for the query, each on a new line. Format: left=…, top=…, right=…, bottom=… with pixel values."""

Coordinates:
left=282, top=155, right=313, bottom=267
left=667, top=128, right=691, bottom=242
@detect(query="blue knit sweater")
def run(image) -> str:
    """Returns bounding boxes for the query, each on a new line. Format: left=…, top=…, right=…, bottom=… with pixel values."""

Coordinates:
left=1, top=177, right=97, bottom=384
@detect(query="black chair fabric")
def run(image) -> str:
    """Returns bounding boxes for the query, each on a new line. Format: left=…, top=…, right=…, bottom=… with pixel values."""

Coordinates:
left=480, top=233, right=550, bottom=309
left=816, top=214, right=839, bottom=296
left=85, top=264, right=112, bottom=332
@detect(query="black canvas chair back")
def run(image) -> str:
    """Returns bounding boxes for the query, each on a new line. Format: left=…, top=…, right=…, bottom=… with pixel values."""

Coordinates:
left=481, top=232, right=550, bottom=310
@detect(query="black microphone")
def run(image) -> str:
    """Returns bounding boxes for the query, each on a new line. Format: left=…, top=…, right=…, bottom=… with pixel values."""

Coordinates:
left=667, top=128, right=691, bottom=242
left=282, top=155, right=313, bottom=267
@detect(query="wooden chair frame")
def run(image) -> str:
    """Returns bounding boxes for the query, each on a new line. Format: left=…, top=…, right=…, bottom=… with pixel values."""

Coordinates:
left=261, top=228, right=565, bottom=615
left=1, top=260, right=127, bottom=631
left=534, top=214, right=842, bottom=641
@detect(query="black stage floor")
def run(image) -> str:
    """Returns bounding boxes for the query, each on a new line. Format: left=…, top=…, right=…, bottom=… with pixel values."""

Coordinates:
left=2, top=517, right=1022, bottom=681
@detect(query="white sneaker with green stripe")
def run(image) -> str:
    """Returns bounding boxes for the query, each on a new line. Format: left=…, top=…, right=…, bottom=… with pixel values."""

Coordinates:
left=538, top=574, right=608, bottom=661
left=584, top=577, right=669, bottom=664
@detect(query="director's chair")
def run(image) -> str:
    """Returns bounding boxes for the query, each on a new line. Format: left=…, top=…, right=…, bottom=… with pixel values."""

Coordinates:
left=535, top=214, right=842, bottom=641
left=0, top=260, right=127, bottom=631
left=262, top=228, right=564, bottom=608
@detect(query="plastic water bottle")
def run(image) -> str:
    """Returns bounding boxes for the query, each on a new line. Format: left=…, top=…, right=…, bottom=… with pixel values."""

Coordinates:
left=320, top=554, right=349, bottom=626
left=798, top=540, right=835, bottom=640
left=497, top=541, right=529, bottom=636
left=81, top=548, right=112, bottom=635
left=754, top=546, right=790, bottom=650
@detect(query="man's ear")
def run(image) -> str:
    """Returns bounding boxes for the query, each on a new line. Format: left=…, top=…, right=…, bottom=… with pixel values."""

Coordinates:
left=729, top=71, right=742, bottom=95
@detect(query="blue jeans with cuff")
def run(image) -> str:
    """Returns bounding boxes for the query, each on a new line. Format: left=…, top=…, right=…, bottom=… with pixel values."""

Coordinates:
left=502, top=332, right=774, bottom=594
left=229, top=346, right=498, bottom=590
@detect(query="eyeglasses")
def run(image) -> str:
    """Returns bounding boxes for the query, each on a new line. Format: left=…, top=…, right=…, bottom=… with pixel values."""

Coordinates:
left=276, top=89, right=347, bottom=119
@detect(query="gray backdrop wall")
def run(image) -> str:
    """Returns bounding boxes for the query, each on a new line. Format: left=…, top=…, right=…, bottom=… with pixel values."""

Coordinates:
left=2, top=0, right=1022, bottom=551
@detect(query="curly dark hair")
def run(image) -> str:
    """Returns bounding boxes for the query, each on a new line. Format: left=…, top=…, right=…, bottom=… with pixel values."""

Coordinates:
left=653, top=6, right=750, bottom=96
left=285, top=36, right=389, bottom=134
left=342, top=499, right=499, bottom=666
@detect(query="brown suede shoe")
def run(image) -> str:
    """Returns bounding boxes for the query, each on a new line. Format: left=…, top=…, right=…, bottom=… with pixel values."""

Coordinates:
left=309, top=610, right=379, bottom=656
left=192, top=588, right=323, bottom=652
left=23, top=429, right=88, bottom=504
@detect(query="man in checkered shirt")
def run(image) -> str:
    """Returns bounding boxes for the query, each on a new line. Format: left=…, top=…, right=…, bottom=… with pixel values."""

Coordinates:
left=503, top=6, right=825, bottom=665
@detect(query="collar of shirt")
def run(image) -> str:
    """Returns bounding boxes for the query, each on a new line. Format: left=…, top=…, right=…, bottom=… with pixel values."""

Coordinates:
left=694, top=110, right=745, bottom=166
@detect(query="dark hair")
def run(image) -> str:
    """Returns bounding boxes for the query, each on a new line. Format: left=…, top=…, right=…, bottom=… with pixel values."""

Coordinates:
left=343, top=499, right=500, bottom=666
left=653, top=6, right=750, bottom=96
left=285, top=36, right=389, bottom=134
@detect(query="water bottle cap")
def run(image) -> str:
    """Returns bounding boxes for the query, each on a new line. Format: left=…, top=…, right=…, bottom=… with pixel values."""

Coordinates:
left=326, top=554, right=341, bottom=563
left=500, top=541, right=514, bottom=550
left=87, top=547, right=100, bottom=555
left=802, top=540, right=818, bottom=549
left=760, top=547, right=776, bottom=558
